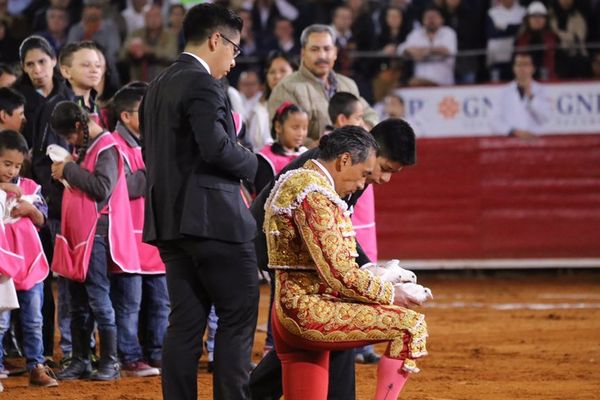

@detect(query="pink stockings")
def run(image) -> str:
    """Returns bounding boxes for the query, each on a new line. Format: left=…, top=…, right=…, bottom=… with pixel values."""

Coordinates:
left=272, top=310, right=410, bottom=400
left=374, top=356, right=410, bottom=400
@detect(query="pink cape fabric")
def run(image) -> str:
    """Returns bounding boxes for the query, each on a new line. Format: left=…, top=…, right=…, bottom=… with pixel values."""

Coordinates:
left=52, top=132, right=140, bottom=282
left=3, top=178, right=50, bottom=290
left=258, top=145, right=302, bottom=176
left=113, top=131, right=165, bottom=274
left=351, top=185, right=378, bottom=262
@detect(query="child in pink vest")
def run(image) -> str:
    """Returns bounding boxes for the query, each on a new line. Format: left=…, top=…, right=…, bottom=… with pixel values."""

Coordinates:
left=48, top=101, right=140, bottom=382
left=255, top=102, right=308, bottom=195
left=0, top=130, right=57, bottom=387
left=110, top=83, right=167, bottom=376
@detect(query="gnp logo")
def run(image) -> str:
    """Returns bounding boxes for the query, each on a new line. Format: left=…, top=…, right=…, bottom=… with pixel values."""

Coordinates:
left=437, top=96, right=460, bottom=119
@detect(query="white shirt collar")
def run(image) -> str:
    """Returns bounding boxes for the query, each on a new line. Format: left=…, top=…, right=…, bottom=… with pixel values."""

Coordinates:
left=183, top=52, right=211, bottom=75
left=310, top=159, right=335, bottom=191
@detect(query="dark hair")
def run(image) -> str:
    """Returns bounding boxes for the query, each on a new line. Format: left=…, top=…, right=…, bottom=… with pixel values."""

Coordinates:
left=0, top=87, right=26, bottom=114
left=59, top=40, right=98, bottom=66
left=0, top=129, right=28, bottom=156
left=50, top=101, right=91, bottom=164
left=111, top=84, right=146, bottom=127
left=513, top=51, right=533, bottom=64
left=271, top=102, right=306, bottom=140
left=263, top=51, right=297, bottom=100
left=0, top=63, right=16, bottom=77
left=422, top=6, right=444, bottom=20
left=328, top=92, right=360, bottom=123
left=19, top=35, right=56, bottom=63
left=182, top=3, right=243, bottom=45
left=168, top=3, right=186, bottom=16
left=319, top=125, right=379, bottom=163
left=370, top=118, right=416, bottom=166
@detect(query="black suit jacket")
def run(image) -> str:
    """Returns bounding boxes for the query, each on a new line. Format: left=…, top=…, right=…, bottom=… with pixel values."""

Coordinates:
left=251, top=148, right=369, bottom=271
left=141, top=53, right=258, bottom=244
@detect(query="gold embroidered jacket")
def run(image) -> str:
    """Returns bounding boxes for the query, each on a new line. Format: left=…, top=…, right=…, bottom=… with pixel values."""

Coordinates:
left=264, top=160, right=428, bottom=371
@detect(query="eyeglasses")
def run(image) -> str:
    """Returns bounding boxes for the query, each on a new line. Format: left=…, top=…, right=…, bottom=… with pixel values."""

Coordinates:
left=219, top=32, right=242, bottom=58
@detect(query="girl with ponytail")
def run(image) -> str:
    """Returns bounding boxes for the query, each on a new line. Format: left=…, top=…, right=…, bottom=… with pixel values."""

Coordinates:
left=49, top=101, right=140, bottom=382
left=254, top=101, right=308, bottom=195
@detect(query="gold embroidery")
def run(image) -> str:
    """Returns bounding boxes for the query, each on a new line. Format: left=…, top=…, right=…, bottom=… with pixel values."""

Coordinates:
left=265, top=161, right=428, bottom=370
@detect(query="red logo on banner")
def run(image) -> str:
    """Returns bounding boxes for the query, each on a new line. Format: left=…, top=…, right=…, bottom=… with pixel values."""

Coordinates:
left=438, top=96, right=460, bottom=119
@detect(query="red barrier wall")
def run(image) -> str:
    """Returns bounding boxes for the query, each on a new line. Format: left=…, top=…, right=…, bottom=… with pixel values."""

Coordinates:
left=375, top=134, right=600, bottom=259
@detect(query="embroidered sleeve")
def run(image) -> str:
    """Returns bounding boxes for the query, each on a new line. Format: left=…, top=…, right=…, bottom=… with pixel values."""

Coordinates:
left=294, top=191, right=393, bottom=305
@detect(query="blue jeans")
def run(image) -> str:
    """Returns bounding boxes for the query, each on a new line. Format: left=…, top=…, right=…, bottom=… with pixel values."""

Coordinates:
left=69, top=236, right=116, bottom=335
left=355, top=344, right=376, bottom=356
left=206, top=305, right=218, bottom=362
left=140, top=274, right=169, bottom=363
left=48, top=218, right=72, bottom=355
left=0, top=310, right=10, bottom=369
left=13, top=283, right=46, bottom=369
left=111, top=273, right=143, bottom=363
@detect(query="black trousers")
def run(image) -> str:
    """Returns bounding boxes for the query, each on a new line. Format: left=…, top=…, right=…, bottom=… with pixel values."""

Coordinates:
left=250, top=348, right=356, bottom=400
left=158, top=238, right=259, bottom=400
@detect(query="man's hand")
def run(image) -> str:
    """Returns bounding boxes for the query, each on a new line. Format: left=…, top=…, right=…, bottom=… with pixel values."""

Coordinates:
left=393, top=282, right=433, bottom=308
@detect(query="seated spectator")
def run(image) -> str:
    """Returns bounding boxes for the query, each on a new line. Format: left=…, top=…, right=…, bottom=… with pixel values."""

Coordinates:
left=37, top=6, right=70, bottom=55
left=515, top=2, right=560, bottom=81
left=440, top=0, right=484, bottom=84
left=122, top=0, right=150, bottom=37
left=549, top=0, right=590, bottom=78
left=486, top=0, right=526, bottom=82
left=119, top=5, right=177, bottom=82
left=67, top=1, right=121, bottom=83
left=166, top=3, right=185, bottom=51
left=399, top=6, right=457, bottom=86
left=377, top=6, right=408, bottom=56
left=0, top=63, right=17, bottom=87
left=382, top=93, right=406, bottom=119
left=0, top=17, right=19, bottom=64
left=264, top=18, right=300, bottom=58
left=31, top=0, right=79, bottom=34
left=238, top=70, right=263, bottom=122
left=591, top=52, right=600, bottom=80
left=331, top=5, right=354, bottom=51
left=239, top=9, right=259, bottom=57
left=491, top=52, right=552, bottom=139
left=251, top=0, right=298, bottom=46
left=247, top=51, right=296, bottom=153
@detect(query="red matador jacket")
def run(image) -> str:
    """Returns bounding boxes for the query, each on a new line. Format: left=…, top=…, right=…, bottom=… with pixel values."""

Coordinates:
left=263, top=159, right=428, bottom=373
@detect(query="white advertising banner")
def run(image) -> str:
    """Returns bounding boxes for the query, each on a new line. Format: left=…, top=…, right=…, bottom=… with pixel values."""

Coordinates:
left=396, top=81, right=600, bottom=137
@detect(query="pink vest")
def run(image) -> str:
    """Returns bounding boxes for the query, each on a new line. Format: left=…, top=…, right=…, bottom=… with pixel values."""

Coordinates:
left=113, top=131, right=165, bottom=274
left=258, top=145, right=301, bottom=176
left=52, top=132, right=140, bottom=282
left=3, top=178, right=50, bottom=291
left=351, top=185, right=378, bottom=262
left=0, top=218, right=25, bottom=285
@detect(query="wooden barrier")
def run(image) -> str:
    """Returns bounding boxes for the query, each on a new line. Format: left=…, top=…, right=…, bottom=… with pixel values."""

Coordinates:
left=375, top=134, right=600, bottom=260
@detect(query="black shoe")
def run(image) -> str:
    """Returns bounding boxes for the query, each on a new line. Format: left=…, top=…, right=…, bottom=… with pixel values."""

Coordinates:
left=56, top=359, right=92, bottom=381
left=89, top=329, right=120, bottom=381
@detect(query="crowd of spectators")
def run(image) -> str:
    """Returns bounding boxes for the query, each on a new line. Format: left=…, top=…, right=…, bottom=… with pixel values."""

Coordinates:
left=1, top=0, right=600, bottom=102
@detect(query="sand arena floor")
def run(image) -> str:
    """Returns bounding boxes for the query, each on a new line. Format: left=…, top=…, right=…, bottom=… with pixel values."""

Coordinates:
left=3, top=271, right=600, bottom=399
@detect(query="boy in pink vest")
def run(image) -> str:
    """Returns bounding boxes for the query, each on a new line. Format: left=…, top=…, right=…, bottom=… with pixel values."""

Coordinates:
left=328, top=92, right=381, bottom=364
left=49, top=100, right=140, bottom=382
left=110, top=84, right=167, bottom=376
left=0, top=130, right=58, bottom=387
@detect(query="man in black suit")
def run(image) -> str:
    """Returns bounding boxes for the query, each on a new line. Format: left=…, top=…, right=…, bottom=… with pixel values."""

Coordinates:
left=140, top=4, right=258, bottom=400
left=249, top=118, right=418, bottom=399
